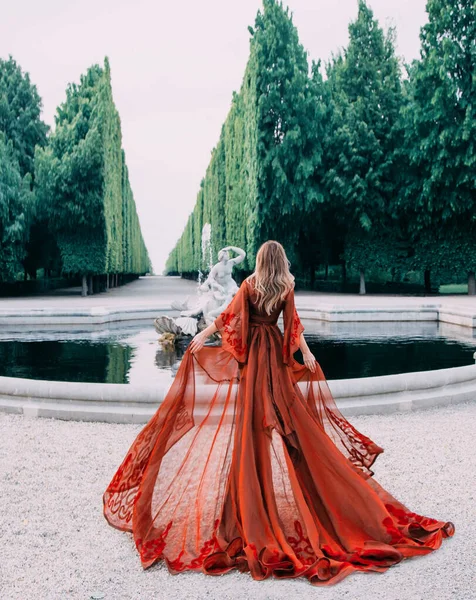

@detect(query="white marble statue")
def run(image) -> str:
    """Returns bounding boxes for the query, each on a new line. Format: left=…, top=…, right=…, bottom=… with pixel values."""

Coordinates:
left=155, top=246, right=246, bottom=339
left=198, top=245, right=246, bottom=319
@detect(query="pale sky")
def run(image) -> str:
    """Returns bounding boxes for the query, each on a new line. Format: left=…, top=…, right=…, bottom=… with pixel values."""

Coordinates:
left=1, top=0, right=428, bottom=274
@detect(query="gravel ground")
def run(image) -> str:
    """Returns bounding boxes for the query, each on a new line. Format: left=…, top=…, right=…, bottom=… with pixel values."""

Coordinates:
left=1, top=402, right=475, bottom=600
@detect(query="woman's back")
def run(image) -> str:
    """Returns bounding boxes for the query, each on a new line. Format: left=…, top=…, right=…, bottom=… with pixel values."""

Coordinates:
left=245, top=277, right=288, bottom=325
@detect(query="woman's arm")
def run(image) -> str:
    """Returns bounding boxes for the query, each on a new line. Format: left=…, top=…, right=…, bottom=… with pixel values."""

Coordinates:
left=282, top=287, right=316, bottom=372
left=298, top=331, right=317, bottom=373
left=188, top=321, right=218, bottom=354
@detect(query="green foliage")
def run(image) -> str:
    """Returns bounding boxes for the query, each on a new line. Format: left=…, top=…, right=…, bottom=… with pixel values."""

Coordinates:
left=223, top=82, right=254, bottom=267
left=34, top=64, right=107, bottom=273
left=401, top=0, right=476, bottom=274
left=254, top=0, right=322, bottom=261
left=35, top=58, right=151, bottom=277
left=0, top=135, right=34, bottom=281
left=296, top=61, right=332, bottom=277
left=166, top=0, right=322, bottom=274
left=166, top=0, right=476, bottom=291
left=0, top=56, right=49, bottom=179
left=121, top=152, right=151, bottom=274
left=0, top=56, right=50, bottom=281
left=324, top=1, right=405, bottom=274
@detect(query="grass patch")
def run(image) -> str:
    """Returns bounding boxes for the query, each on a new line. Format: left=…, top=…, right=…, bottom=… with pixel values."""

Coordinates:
left=439, top=284, right=468, bottom=294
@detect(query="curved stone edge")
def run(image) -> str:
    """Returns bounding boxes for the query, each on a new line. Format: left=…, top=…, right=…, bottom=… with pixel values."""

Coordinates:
left=1, top=302, right=476, bottom=327
left=1, top=364, right=475, bottom=424
left=298, top=305, right=476, bottom=328
left=329, top=364, right=476, bottom=416
left=0, top=306, right=177, bottom=326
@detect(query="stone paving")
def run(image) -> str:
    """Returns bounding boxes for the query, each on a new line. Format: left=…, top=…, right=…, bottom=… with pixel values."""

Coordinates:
left=0, top=274, right=475, bottom=313
left=1, top=400, right=473, bottom=600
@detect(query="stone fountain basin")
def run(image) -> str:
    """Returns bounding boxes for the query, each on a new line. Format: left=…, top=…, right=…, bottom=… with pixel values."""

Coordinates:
left=2, top=296, right=476, bottom=423
left=1, top=362, right=475, bottom=423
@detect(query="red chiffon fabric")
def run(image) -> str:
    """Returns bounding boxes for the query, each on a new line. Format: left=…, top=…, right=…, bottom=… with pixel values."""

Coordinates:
left=103, top=278, right=455, bottom=586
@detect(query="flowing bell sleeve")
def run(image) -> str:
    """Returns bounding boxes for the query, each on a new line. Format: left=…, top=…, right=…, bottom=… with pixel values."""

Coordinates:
left=282, top=287, right=305, bottom=366
left=213, top=280, right=250, bottom=365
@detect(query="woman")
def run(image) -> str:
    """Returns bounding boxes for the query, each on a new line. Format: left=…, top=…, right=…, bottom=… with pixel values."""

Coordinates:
left=103, top=240, right=454, bottom=586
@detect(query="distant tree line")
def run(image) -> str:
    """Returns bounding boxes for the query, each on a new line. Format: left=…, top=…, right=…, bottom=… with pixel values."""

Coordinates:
left=166, top=0, right=475, bottom=294
left=0, top=56, right=151, bottom=295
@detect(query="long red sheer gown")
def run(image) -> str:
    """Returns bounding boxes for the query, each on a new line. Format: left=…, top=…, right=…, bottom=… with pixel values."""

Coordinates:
left=103, top=278, right=455, bottom=586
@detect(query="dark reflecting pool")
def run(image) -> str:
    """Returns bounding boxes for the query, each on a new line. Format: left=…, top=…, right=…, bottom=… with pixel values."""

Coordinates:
left=0, top=319, right=475, bottom=384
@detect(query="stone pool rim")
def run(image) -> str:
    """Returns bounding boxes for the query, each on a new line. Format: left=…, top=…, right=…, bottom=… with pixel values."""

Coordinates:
left=1, top=362, right=475, bottom=423
left=1, top=300, right=476, bottom=329
left=2, top=299, right=476, bottom=422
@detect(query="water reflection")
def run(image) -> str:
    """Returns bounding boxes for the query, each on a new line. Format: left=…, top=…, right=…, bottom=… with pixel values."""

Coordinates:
left=0, top=318, right=474, bottom=384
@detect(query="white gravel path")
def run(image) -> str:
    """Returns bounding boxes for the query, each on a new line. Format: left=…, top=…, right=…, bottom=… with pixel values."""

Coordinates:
left=1, top=402, right=474, bottom=600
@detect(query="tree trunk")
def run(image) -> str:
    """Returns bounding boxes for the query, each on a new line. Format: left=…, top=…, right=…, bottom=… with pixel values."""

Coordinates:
left=359, top=270, right=366, bottom=295
left=81, top=274, right=88, bottom=297
left=87, top=274, right=93, bottom=295
left=468, top=271, right=476, bottom=295
left=424, top=269, right=431, bottom=294
left=106, top=274, right=109, bottom=290
left=309, top=264, right=315, bottom=290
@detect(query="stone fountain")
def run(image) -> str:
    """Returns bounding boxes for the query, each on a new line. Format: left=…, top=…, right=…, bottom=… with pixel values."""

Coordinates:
left=155, top=224, right=246, bottom=347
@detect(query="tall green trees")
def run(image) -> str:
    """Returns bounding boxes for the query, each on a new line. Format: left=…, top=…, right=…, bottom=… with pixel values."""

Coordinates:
left=35, top=58, right=151, bottom=294
left=324, top=1, right=405, bottom=293
left=167, top=1, right=404, bottom=288
left=0, top=57, right=50, bottom=281
left=0, top=135, right=34, bottom=281
left=166, top=0, right=476, bottom=294
left=166, top=0, right=325, bottom=275
left=296, top=61, right=331, bottom=287
left=253, top=0, right=321, bottom=264
left=0, top=56, right=49, bottom=179
left=121, top=151, right=151, bottom=275
left=35, top=64, right=107, bottom=285
left=402, top=0, right=476, bottom=292
left=0, top=56, right=149, bottom=290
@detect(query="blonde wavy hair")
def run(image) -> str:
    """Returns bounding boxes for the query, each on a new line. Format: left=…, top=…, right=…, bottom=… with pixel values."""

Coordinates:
left=247, top=240, right=295, bottom=315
